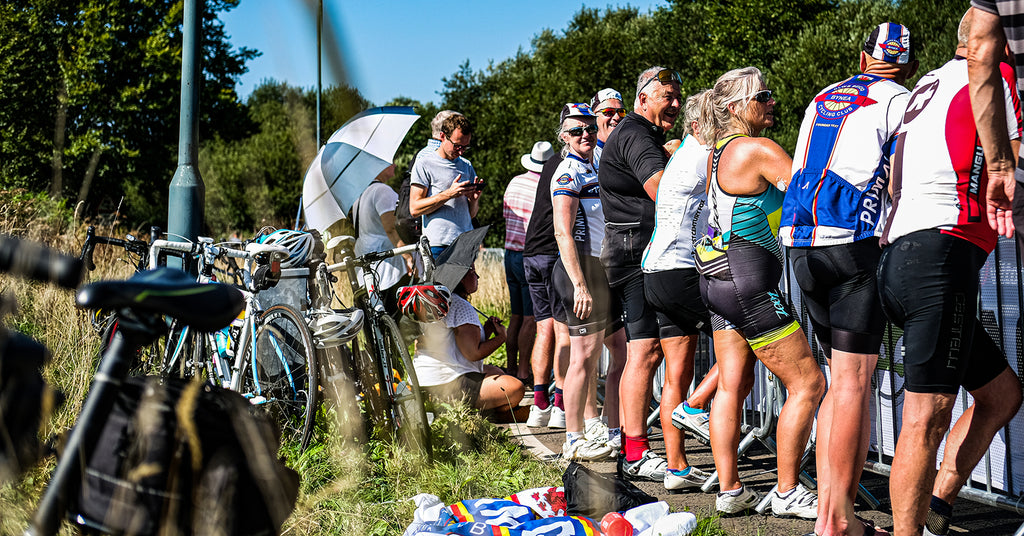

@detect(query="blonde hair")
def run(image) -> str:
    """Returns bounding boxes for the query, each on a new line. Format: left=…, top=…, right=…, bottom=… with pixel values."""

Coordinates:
left=684, top=89, right=714, bottom=144
left=709, top=67, right=766, bottom=145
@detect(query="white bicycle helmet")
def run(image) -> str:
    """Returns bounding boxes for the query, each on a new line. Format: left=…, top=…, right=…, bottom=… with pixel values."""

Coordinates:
left=258, top=229, right=314, bottom=268
left=308, top=307, right=364, bottom=348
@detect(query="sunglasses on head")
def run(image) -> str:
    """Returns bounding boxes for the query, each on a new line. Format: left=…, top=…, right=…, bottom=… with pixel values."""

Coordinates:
left=597, top=107, right=626, bottom=118
left=565, top=124, right=599, bottom=137
left=639, top=69, right=682, bottom=93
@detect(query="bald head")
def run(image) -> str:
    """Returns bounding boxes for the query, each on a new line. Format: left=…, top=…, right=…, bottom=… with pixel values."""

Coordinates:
left=958, top=8, right=974, bottom=48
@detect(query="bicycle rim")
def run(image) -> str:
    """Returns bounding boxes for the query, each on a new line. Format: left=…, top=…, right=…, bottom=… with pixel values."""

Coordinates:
left=377, top=315, right=432, bottom=459
left=240, top=305, right=318, bottom=451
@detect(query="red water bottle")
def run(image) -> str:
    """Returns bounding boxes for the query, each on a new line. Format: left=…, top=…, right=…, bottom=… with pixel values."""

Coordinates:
left=600, top=512, right=634, bottom=536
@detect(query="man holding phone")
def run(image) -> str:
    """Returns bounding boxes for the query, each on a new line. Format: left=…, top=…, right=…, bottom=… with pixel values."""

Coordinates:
left=410, top=113, right=483, bottom=258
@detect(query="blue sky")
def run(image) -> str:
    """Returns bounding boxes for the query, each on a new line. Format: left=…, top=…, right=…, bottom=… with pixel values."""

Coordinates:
left=220, top=0, right=665, bottom=106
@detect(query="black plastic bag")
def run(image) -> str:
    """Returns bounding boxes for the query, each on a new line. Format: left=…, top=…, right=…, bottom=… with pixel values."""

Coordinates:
left=562, top=461, right=656, bottom=518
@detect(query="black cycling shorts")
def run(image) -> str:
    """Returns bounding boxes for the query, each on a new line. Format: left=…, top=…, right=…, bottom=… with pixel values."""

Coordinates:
left=422, top=371, right=484, bottom=408
left=552, top=255, right=622, bottom=336
left=644, top=269, right=712, bottom=338
left=790, top=237, right=885, bottom=355
left=878, top=230, right=1008, bottom=394
left=699, top=238, right=801, bottom=349
left=524, top=254, right=565, bottom=323
left=608, top=265, right=661, bottom=341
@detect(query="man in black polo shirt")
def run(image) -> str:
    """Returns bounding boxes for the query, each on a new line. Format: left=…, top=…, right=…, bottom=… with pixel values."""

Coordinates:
left=599, top=66, right=683, bottom=480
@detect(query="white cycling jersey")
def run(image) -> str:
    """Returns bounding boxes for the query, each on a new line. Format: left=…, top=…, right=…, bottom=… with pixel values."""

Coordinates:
left=642, top=134, right=709, bottom=272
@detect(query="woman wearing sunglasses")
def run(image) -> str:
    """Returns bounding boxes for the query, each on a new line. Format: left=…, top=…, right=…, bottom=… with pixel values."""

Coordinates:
left=695, top=67, right=826, bottom=517
left=550, top=103, right=627, bottom=461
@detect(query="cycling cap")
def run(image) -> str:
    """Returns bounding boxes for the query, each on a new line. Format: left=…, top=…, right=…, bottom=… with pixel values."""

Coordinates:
left=560, top=103, right=596, bottom=124
left=590, top=88, right=623, bottom=111
left=397, top=284, right=452, bottom=323
left=308, top=307, right=364, bottom=348
left=258, top=229, right=314, bottom=268
left=864, top=22, right=913, bottom=65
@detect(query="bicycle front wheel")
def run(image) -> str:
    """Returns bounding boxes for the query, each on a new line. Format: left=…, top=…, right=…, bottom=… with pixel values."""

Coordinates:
left=163, top=319, right=199, bottom=379
left=240, top=305, right=318, bottom=451
left=376, top=314, right=432, bottom=458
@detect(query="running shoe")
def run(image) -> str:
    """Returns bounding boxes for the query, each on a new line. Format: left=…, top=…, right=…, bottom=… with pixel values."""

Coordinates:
left=664, top=466, right=711, bottom=492
left=584, top=418, right=609, bottom=442
left=562, top=438, right=613, bottom=461
left=526, top=405, right=551, bottom=427
left=620, top=449, right=668, bottom=481
left=670, top=402, right=711, bottom=443
left=548, top=406, right=566, bottom=428
left=770, top=484, right=818, bottom=519
left=716, top=485, right=760, bottom=515
left=606, top=429, right=622, bottom=451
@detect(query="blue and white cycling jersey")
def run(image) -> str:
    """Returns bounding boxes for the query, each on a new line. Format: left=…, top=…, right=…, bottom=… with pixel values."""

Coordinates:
left=781, top=73, right=909, bottom=247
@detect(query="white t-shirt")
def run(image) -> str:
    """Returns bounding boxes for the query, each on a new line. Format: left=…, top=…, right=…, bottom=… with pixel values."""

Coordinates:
left=412, top=295, right=484, bottom=386
left=353, top=181, right=404, bottom=291
left=642, top=134, right=709, bottom=272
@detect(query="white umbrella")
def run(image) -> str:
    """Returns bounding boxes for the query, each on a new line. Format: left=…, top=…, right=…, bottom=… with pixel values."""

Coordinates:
left=302, top=106, right=419, bottom=234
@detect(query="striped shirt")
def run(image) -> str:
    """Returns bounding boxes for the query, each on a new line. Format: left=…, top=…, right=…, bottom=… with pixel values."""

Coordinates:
left=973, top=0, right=1024, bottom=94
left=503, top=171, right=540, bottom=251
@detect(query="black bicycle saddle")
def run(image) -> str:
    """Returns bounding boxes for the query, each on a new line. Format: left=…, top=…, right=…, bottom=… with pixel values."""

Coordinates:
left=76, top=267, right=244, bottom=332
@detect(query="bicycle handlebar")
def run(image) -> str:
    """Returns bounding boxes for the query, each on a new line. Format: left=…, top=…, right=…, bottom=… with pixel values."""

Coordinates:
left=0, top=235, right=83, bottom=289
left=324, top=236, right=435, bottom=280
left=148, top=240, right=290, bottom=270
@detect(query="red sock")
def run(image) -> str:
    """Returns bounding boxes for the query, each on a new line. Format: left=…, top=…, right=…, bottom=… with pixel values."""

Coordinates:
left=552, top=388, right=564, bottom=410
left=533, top=385, right=549, bottom=410
left=624, top=435, right=649, bottom=462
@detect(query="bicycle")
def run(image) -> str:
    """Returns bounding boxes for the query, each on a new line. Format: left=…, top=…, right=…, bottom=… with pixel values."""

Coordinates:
left=323, top=234, right=435, bottom=458
left=78, top=225, right=164, bottom=373
left=0, top=235, right=297, bottom=535
left=151, top=237, right=321, bottom=451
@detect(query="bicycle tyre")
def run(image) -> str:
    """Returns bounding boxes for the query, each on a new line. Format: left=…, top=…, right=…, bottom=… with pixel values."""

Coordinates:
left=239, top=304, right=318, bottom=451
left=375, top=314, right=432, bottom=458
left=163, top=319, right=197, bottom=379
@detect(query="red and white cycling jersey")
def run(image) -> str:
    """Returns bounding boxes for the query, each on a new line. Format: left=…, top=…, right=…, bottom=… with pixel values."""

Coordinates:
left=883, top=57, right=1022, bottom=253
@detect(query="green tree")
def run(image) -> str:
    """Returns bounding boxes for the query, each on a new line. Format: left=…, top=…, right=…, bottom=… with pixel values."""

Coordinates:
left=0, top=0, right=257, bottom=227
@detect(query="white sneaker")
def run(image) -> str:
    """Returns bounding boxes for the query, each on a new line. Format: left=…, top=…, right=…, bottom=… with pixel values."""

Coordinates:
left=526, top=405, right=551, bottom=427
left=664, top=466, right=711, bottom=492
left=671, top=403, right=711, bottom=443
left=716, top=485, right=760, bottom=514
left=548, top=406, right=566, bottom=428
left=562, top=438, right=613, bottom=461
left=584, top=418, right=609, bottom=442
left=606, top=431, right=622, bottom=451
left=620, top=449, right=668, bottom=481
left=770, top=484, right=818, bottom=519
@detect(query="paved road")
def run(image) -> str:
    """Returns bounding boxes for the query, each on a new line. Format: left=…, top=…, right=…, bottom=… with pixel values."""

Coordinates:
left=504, top=408, right=1024, bottom=535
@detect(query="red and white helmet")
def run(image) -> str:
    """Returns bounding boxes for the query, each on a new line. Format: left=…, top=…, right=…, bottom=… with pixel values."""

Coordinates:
left=397, top=285, right=451, bottom=323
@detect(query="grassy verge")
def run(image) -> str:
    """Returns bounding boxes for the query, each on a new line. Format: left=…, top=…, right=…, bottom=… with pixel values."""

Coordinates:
left=0, top=221, right=724, bottom=535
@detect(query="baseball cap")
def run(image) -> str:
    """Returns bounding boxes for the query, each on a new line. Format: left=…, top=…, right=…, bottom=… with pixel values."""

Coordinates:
left=559, top=103, right=595, bottom=124
left=590, top=88, right=623, bottom=111
left=864, top=22, right=913, bottom=65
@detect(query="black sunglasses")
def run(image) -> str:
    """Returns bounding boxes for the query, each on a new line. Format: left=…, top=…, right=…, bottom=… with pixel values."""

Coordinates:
left=565, top=124, right=599, bottom=137
left=639, top=69, right=683, bottom=93
left=752, top=90, right=773, bottom=103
